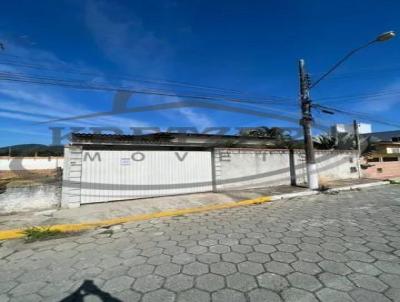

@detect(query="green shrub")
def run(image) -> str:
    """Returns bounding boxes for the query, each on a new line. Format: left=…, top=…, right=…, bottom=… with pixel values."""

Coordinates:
left=23, top=227, right=62, bottom=242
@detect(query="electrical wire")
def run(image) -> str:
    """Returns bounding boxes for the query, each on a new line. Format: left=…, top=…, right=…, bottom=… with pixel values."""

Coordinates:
left=0, top=57, right=296, bottom=106
left=317, top=89, right=400, bottom=100
left=0, top=70, right=297, bottom=107
left=0, top=54, right=294, bottom=103
left=315, top=89, right=400, bottom=106
left=313, top=103, right=400, bottom=128
left=0, top=54, right=244, bottom=95
left=0, top=52, right=301, bottom=113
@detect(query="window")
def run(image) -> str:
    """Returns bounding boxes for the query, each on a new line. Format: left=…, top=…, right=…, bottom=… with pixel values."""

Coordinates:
left=383, top=157, right=399, bottom=162
left=350, top=167, right=357, bottom=173
left=392, top=137, right=400, bottom=142
left=368, top=157, right=380, bottom=162
left=377, top=168, right=383, bottom=173
left=387, top=147, right=400, bottom=154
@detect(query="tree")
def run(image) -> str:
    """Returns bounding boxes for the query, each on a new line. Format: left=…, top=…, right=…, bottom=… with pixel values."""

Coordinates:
left=239, top=126, right=290, bottom=140
left=314, top=134, right=336, bottom=150
left=314, top=133, right=356, bottom=150
left=239, top=126, right=298, bottom=149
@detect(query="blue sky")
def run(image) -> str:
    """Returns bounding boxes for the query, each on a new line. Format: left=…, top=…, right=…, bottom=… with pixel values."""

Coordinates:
left=0, top=0, right=399, bottom=146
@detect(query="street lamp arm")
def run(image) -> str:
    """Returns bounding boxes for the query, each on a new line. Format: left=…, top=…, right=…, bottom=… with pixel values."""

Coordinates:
left=310, top=40, right=376, bottom=89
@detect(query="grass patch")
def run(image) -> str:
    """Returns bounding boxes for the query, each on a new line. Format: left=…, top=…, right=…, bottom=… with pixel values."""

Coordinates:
left=99, top=229, right=114, bottom=236
left=23, top=226, right=63, bottom=242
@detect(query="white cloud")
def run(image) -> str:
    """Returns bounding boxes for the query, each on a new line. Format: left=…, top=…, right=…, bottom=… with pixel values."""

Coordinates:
left=176, top=107, right=214, bottom=129
left=85, top=0, right=172, bottom=73
left=0, top=39, right=150, bottom=129
left=0, top=85, right=149, bottom=128
left=0, top=4, right=216, bottom=137
left=84, top=0, right=216, bottom=129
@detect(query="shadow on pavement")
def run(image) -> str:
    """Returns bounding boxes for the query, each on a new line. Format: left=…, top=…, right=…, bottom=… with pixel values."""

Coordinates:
left=59, top=280, right=122, bottom=302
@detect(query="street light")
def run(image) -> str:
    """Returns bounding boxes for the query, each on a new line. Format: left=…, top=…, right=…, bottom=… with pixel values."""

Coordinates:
left=376, top=31, right=396, bottom=42
left=311, top=31, right=396, bottom=89
left=299, top=30, right=395, bottom=190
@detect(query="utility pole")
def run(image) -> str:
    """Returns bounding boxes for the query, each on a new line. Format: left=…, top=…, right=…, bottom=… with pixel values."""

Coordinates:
left=296, top=32, right=395, bottom=188
left=299, top=59, right=319, bottom=189
left=353, top=120, right=362, bottom=178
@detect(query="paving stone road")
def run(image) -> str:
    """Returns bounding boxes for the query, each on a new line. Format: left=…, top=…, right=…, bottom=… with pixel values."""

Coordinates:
left=1, top=185, right=400, bottom=302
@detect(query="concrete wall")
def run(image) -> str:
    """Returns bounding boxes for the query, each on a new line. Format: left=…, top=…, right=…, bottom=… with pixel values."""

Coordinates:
left=0, top=157, right=64, bottom=171
left=1, top=147, right=360, bottom=211
left=295, top=151, right=359, bottom=184
left=214, top=149, right=293, bottom=190
left=0, top=183, right=61, bottom=213
left=59, top=147, right=359, bottom=208
left=214, top=148, right=359, bottom=190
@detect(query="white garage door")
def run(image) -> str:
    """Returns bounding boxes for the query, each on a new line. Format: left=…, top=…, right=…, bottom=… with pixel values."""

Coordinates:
left=80, top=150, right=213, bottom=204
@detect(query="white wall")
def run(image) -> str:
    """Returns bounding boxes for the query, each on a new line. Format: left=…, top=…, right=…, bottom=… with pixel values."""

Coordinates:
left=294, top=150, right=359, bottom=184
left=214, top=149, right=292, bottom=190
left=61, top=147, right=359, bottom=207
left=0, top=157, right=64, bottom=171
left=0, top=184, right=61, bottom=213
left=215, top=148, right=359, bottom=190
left=79, top=150, right=213, bottom=204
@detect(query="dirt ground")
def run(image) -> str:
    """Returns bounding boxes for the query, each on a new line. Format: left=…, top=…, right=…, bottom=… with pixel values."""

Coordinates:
left=0, top=169, right=61, bottom=190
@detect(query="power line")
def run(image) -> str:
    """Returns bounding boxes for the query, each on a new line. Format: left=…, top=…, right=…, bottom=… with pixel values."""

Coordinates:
left=0, top=54, right=245, bottom=95
left=318, top=95, right=400, bottom=105
left=0, top=53, right=303, bottom=125
left=0, top=54, right=292, bottom=102
left=316, top=89, right=400, bottom=104
left=313, top=103, right=400, bottom=128
left=319, top=89, right=400, bottom=100
left=0, top=57, right=296, bottom=105
left=0, top=70, right=297, bottom=108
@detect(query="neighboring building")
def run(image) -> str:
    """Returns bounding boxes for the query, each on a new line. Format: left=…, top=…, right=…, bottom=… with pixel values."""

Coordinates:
left=359, top=130, right=400, bottom=154
left=330, top=123, right=372, bottom=136
left=61, top=132, right=359, bottom=208
left=360, top=130, right=400, bottom=143
left=360, top=130, right=400, bottom=179
left=329, top=123, right=372, bottom=150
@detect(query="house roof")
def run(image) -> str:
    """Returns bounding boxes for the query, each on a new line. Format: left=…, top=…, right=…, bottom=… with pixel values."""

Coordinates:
left=70, top=132, right=276, bottom=148
left=360, top=130, right=400, bottom=142
left=369, top=141, right=400, bottom=146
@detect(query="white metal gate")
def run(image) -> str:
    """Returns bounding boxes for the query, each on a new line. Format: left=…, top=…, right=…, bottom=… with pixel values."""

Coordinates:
left=80, top=150, right=213, bottom=204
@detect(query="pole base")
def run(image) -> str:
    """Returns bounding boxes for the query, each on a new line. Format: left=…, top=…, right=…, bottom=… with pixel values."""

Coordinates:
left=307, top=163, right=319, bottom=190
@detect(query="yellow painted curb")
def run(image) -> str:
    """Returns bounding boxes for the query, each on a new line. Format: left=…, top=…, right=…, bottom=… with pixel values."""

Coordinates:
left=0, top=196, right=272, bottom=241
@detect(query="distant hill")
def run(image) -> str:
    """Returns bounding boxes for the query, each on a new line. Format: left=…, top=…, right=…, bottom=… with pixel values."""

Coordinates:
left=0, top=144, right=63, bottom=157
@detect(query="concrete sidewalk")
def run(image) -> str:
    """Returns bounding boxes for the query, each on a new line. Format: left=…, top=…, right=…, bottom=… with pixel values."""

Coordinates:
left=0, top=178, right=388, bottom=232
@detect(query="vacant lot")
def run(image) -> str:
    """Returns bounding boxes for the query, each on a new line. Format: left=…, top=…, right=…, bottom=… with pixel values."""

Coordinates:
left=0, top=169, right=60, bottom=189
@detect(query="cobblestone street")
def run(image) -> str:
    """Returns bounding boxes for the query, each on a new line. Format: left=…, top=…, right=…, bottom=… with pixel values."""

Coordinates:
left=1, top=185, right=400, bottom=302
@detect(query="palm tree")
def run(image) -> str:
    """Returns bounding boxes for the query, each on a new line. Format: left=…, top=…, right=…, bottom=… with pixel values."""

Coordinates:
left=239, top=127, right=290, bottom=140
left=315, top=134, right=336, bottom=150
left=239, top=126, right=296, bottom=148
left=315, top=133, right=356, bottom=150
